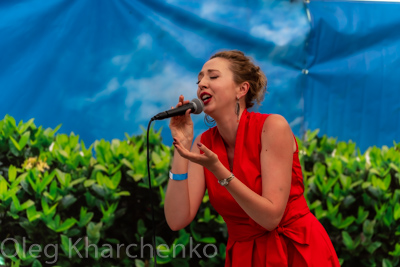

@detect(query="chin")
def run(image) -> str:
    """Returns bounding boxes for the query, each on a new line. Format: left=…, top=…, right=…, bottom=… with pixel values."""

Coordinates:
left=203, top=107, right=214, bottom=116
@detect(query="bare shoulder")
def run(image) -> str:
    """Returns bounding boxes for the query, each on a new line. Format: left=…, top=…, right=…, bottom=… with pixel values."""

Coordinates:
left=262, top=114, right=291, bottom=133
left=262, top=114, right=295, bottom=152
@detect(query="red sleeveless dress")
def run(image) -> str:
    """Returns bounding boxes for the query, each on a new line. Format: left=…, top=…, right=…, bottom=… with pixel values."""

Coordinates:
left=200, top=109, right=340, bottom=267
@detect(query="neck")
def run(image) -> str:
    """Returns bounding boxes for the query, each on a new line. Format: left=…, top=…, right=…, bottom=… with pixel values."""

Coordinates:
left=214, top=108, right=245, bottom=148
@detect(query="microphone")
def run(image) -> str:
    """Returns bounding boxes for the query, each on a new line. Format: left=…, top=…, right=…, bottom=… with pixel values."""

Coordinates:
left=152, top=98, right=204, bottom=121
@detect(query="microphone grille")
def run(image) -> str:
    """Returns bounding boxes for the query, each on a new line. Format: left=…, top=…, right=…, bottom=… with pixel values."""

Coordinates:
left=191, top=98, right=204, bottom=114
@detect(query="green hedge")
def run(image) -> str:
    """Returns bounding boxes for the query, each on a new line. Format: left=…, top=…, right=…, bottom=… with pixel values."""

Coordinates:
left=0, top=115, right=399, bottom=267
left=300, top=130, right=400, bottom=267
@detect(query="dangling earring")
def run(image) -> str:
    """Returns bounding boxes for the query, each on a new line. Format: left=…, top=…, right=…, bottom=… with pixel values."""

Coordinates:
left=204, top=114, right=215, bottom=128
left=235, top=97, right=240, bottom=123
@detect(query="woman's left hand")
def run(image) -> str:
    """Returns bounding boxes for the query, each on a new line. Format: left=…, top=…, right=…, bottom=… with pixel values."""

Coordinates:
left=173, top=138, right=220, bottom=172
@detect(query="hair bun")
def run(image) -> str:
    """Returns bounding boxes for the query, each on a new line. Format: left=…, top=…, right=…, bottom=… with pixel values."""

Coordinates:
left=210, top=50, right=267, bottom=108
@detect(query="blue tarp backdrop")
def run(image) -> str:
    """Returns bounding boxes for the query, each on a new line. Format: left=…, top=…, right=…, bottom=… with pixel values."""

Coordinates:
left=1, top=0, right=399, bottom=151
left=305, top=0, right=400, bottom=151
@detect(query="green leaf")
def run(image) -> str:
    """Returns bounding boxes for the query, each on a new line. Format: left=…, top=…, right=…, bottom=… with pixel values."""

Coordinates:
left=0, top=178, right=8, bottom=198
left=20, top=199, right=35, bottom=210
left=389, top=162, right=399, bottom=172
left=84, top=180, right=96, bottom=187
left=26, top=206, right=42, bottom=222
left=389, top=243, right=400, bottom=257
left=366, top=241, right=382, bottom=254
left=11, top=195, right=21, bottom=211
left=49, top=180, right=58, bottom=200
left=341, top=231, right=358, bottom=250
left=327, top=199, right=340, bottom=218
left=152, top=151, right=162, bottom=165
left=309, top=199, right=321, bottom=210
left=172, top=229, right=190, bottom=252
left=356, top=206, right=369, bottom=224
left=60, top=195, right=77, bottom=209
left=87, top=222, right=102, bottom=244
left=363, top=220, right=375, bottom=237
left=18, top=131, right=30, bottom=149
left=110, top=163, right=122, bottom=175
left=382, top=174, right=391, bottom=191
left=339, top=175, right=352, bottom=191
left=383, top=207, right=393, bottom=227
left=56, top=218, right=77, bottom=232
left=201, top=207, right=214, bottom=223
left=337, top=216, right=355, bottom=229
left=38, top=171, right=56, bottom=193
left=60, top=235, right=70, bottom=255
left=307, top=139, right=317, bottom=156
left=94, top=164, right=108, bottom=173
left=96, top=172, right=106, bottom=186
left=7, top=211, right=19, bottom=220
left=394, top=203, right=400, bottom=221
left=115, top=191, right=131, bottom=197
left=156, top=243, right=171, bottom=263
left=92, top=184, right=107, bottom=197
left=343, top=195, right=356, bottom=208
left=55, top=169, right=66, bottom=187
left=135, top=259, right=145, bottom=267
left=190, top=224, right=201, bottom=242
left=41, top=198, right=58, bottom=217
left=56, top=149, right=69, bottom=160
left=32, top=260, right=43, bottom=267
left=121, top=158, right=134, bottom=169
left=111, top=171, right=122, bottom=189
left=70, top=177, right=86, bottom=187
left=9, top=136, right=21, bottom=151
left=137, top=219, right=147, bottom=236
left=8, top=165, right=17, bottom=182
left=18, top=118, right=34, bottom=134
left=5, top=187, right=20, bottom=201
left=382, top=259, right=393, bottom=267
left=79, top=211, right=93, bottom=227
left=198, top=237, right=216, bottom=243
left=314, top=205, right=328, bottom=220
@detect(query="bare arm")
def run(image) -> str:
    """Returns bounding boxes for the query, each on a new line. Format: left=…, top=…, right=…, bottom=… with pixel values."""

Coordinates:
left=164, top=95, right=206, bottom=231
left=164, top=135, right=206, bottom=230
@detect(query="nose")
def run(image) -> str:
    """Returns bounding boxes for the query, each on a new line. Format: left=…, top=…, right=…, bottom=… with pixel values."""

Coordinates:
left=197, top=81, right=206, bottom=98
left=198, top=78, right=207, bottom=90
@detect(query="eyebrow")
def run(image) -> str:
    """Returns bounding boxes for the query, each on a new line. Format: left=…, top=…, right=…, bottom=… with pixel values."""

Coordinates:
left=198, top=69, right=220, bottom=78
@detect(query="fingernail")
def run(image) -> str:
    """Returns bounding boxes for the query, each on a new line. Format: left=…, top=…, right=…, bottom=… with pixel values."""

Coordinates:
left=197, top=143, right=202, bottom=147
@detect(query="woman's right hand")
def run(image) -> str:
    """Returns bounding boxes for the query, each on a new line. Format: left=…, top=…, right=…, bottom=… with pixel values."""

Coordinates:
left=169, top=95, right=194, bottom=149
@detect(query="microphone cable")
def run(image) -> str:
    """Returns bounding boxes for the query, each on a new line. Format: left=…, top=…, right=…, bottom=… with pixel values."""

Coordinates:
left=146, top=118, right=157, bottom=267
left=145, top=99, right=202, bottom=266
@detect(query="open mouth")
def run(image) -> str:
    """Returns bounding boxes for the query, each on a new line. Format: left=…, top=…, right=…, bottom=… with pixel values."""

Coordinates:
left=200, top=93, right=212, bottom=105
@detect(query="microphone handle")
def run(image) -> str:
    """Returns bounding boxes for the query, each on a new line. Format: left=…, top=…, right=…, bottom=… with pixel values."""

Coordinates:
left=152, top=103, right=194, bottom=120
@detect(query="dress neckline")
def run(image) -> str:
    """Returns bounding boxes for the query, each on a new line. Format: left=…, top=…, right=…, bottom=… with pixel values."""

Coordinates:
left=215, top=109, right=248, bottom=173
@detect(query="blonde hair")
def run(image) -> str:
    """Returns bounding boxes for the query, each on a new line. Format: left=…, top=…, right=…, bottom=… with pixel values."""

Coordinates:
left=210, top=50, right=267, bottom=108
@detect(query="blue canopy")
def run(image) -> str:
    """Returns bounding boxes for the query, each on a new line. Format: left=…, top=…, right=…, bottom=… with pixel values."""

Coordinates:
left=1, top=0, right=399, bottom=151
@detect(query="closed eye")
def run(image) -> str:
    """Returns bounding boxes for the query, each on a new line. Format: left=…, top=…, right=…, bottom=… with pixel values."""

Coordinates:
left=210, top=76, right=218, bottom=79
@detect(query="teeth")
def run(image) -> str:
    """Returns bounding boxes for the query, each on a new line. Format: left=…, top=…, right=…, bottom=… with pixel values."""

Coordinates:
left=202, top=95, right=211, bottom=101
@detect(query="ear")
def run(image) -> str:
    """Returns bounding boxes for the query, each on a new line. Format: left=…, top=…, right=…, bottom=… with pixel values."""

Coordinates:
left=237, top=81, right=250, bottom=99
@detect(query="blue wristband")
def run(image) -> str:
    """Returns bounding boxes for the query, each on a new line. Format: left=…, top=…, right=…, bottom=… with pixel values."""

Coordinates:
left=169, top=171, right=188, bottom=181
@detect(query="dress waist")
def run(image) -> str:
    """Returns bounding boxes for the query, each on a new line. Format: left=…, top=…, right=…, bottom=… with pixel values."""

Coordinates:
left=226, top=195, right=310, bottom=242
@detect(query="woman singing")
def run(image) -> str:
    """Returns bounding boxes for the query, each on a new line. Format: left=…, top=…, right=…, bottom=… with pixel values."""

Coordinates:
left=164, top=50, right=340, bottom=266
